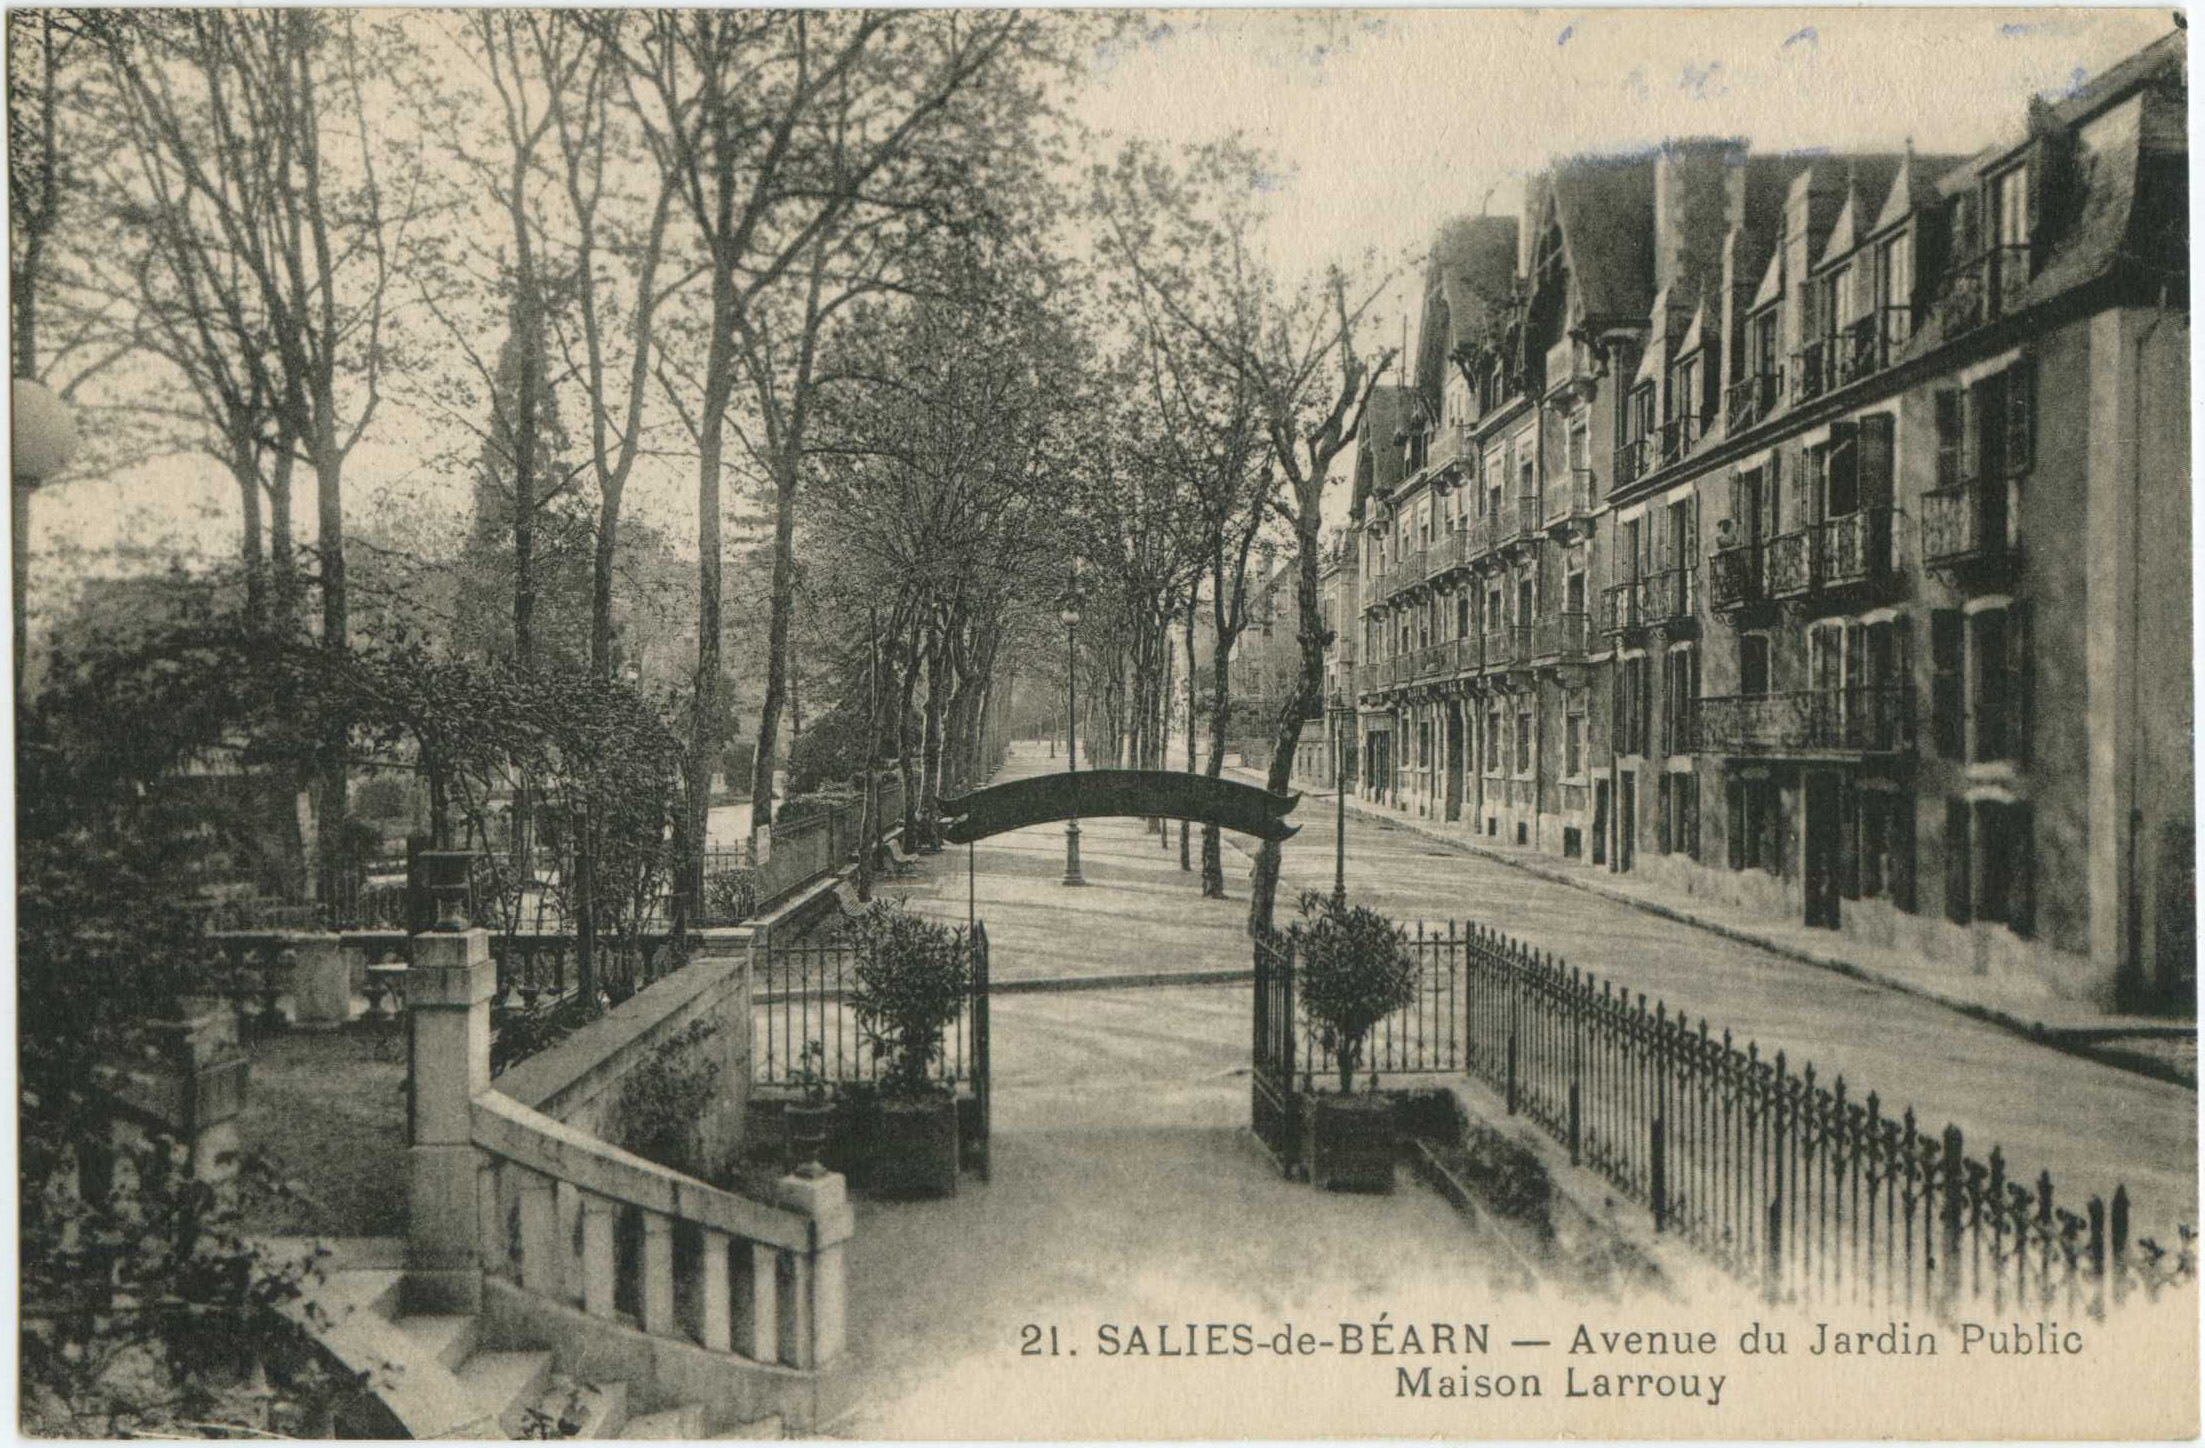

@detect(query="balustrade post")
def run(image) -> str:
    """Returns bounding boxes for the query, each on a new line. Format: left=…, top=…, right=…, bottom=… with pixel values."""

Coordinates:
left=516, top=1173, right=561, bottom=1297
left=775, top=1165, right=855, bottom=1368
left=290, top=931, right=353, bottom=1030
left=640, top=1210, right=676, bottom=1336
left=700, top=1229, right=735, bottom=1353
left=580, top=1195, right=617, bottom=1319
left=404, top=923, right=495, bottom=1312
left=736, top=1242, right=780, bottom=1362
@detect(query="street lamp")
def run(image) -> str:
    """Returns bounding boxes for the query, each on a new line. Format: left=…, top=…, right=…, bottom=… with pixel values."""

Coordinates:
left=13, top=376, right=79, bottom=689
left=1329, top=689, right=1355, bottom=903
left=1059, top=591, right=1084, bottom=886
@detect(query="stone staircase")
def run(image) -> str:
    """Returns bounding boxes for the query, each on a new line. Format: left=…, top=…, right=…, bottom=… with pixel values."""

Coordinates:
left=304, top=1255, right=781, bottom=1440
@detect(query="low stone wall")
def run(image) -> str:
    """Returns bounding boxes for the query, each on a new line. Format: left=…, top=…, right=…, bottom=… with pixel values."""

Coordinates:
left=494, top=929, right=756, bottom=1178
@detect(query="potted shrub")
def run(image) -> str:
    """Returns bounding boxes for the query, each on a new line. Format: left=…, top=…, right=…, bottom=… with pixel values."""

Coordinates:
left=784, top=1040, right=836, bottom=1168
left=848, top=905, right=969, bottom=1196
left=1289, top=890, right=1421, bottom=1192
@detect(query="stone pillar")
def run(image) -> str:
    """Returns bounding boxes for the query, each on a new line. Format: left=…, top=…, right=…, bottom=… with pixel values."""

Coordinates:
left=106, top=1002, right=250, bottom=1184
left=289, top=933, right=353, bottom=1030
left=775, top=1166, right=855, bottom=1367
left=404, top=926, right=495, bottom=1313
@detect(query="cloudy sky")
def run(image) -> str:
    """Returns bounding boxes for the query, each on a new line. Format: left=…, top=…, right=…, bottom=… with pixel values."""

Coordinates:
left=34, top=6, right=2179, bottom=587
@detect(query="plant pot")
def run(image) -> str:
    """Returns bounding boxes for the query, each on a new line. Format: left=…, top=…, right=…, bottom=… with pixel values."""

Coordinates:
left=871, top=1094, right=960, bottom=1198
left=785, top=1100, right=836, bottom=1168
left=1308, top=1093, right=1397, bottom=1193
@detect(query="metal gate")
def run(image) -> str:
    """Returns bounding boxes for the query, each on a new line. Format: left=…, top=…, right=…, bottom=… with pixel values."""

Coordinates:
left=1251, top=932, right=1301, bottom=1176
left=969, top=920, right=992, bottom=1181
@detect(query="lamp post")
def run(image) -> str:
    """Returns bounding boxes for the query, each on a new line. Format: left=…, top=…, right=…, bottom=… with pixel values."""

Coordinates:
left=12, top=376, right=79, bottom=690
left=1060, top=593, right=1084, bottom=886
left=1329, top=689, right=1355, bottom=903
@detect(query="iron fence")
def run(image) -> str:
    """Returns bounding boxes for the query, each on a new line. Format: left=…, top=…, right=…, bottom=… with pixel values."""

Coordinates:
left=753, top=926, right=987, bottom=1091
left=1457, top=918, right=2194, bottom=1317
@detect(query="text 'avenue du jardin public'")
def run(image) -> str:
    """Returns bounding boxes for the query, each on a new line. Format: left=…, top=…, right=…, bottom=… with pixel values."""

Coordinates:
left=1019, top=1317, right=2095, bottom=1409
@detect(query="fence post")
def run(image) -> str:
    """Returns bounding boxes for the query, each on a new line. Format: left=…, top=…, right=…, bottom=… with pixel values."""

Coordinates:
left=1567, top=966, right=1582, bottom=1167
left=1940, top=1124, right=1965, bottom=1315
left=1505, top=948, right=1520, bottom=1116
left=1651, top=1116, right=1667, bottom=1234
left=2110, top=1185, right=2130, bottom=1307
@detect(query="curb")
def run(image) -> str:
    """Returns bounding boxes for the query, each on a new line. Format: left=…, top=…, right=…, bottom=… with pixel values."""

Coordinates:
left=1246, top=771, right=2194, bottom=1092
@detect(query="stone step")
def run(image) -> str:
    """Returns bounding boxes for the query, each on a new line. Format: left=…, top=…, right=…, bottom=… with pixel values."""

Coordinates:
left=726, top=1413, right=786, bottom=1439
left=454, top=1348, right=555, bottom=1439
left=524, top=1376, right=629, bottom=1440
left=393, top=1312, right=480, bottom=1372
left=624, top=1403, right=707, bottom=1439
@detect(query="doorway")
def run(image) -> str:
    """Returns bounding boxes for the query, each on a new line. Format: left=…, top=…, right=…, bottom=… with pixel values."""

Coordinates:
left=1804, top=771, right=1842, bottom=928
left=1445, top=704, right=1465, bottom=823
left=1618, top=770, right=1636, bottom=873
left=1592, top=779, right=1609, bottom=866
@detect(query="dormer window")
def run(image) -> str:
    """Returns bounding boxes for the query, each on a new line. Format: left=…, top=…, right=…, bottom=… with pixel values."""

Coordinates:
left=1992, top=164, right=2031, bottom=249
left=1875, top=233, right=1913, bottom=349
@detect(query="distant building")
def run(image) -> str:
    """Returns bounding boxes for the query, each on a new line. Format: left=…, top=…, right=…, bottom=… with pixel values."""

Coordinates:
left=1352, top=32, right=2190, bottom=1012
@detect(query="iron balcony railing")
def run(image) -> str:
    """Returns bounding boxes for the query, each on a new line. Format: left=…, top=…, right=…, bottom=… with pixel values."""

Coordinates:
left=1545, top=468, right=1594, bottom=528
left=1463, top=512, right=1495, bottom=562
left=1618, top=436, right=1652, bottom=487
left=1764, top=530, right=1813, bottom=597
left=1725, top=369, right=1783, bottom=433
left=1709, top=543, right=1764, bottom=612
left=1793, top=336, right=1834, bottom=404
left=1647, top=562, right=1697, bottom=621
left=1449, top=634, right=1483, bottom=674
left=1533, top=612, right=1590, bottom=661
left=1494, top=495, right=1530, bottom=548
left=1391, top=548, right=1428, bottom=597
left=1482, top=627, right=1522, bottom=671
left=1603, top=577, right=1647, bottom=635
left=1936, top=243, right=2033, bottom=336
left=1658, top=413, right=1702, bottom=466
left=1922, top=479, right=2015, bottom=565
left=1694, top=683, right=1916, bottom=756
left=1814, top=506, right=1894, bottom=590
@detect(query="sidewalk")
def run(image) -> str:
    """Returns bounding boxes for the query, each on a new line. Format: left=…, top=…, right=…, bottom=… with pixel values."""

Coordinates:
left=1244, top=766, right=2196, bottom=1084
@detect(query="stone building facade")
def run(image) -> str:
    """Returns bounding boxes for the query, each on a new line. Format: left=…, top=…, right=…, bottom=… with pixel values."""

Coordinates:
left=1342, top=32, right=2190, bottom=1011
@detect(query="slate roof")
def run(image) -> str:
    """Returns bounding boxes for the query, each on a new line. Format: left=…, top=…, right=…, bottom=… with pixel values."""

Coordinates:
left=1348, top=384, right=1411, bottom=521
left=1547, top=153, right=1659, bottom=327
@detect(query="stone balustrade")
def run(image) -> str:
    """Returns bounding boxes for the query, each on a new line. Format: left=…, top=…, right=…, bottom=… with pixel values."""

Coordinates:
left=471, top=1093, right=850, bottom=1369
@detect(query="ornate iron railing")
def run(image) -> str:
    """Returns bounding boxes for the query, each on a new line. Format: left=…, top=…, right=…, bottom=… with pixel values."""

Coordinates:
left=1923, top=480, right=2014, bottom=564
left=1459, top=918, right=2194, bottom=1316
left=1709, top=544, right=1764, bottom=611
left=1725, top=369, right=1784, bottom=433
left=1535, top=612, right=1590, bottom=660
left=1694, top=684, right=1915, bottom=755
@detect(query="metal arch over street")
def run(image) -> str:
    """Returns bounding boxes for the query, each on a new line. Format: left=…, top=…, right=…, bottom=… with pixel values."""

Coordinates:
left=937, top=770, right=1301, bottom=845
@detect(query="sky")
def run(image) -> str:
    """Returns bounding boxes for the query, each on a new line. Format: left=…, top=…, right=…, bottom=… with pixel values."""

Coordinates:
left=25, top=6, right=2180, bottom=601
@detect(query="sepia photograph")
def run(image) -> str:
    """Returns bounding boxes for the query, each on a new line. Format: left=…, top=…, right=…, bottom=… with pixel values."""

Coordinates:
left=9, top=5, right=2197, bottom=1440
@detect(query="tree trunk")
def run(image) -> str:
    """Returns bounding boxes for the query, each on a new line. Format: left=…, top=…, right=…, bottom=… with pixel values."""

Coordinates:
left=1248, top=490, right=1330, bottom=939
left=313, top=435, right=348, bottom=911
left=920, top=622, right=946, bottom=833
left=230, top=437, right=268, bottom=628
left=1181, top=585, right=1197, bottom=871
left=747, top=444, right=798, bottom=830
left=687, top=268, right=738, bottom=929
left=1202, top=635, right=1230, bottom=898
left=269, top=429, right=299, bottom=630
left=896, top=618, right=923, bottom=841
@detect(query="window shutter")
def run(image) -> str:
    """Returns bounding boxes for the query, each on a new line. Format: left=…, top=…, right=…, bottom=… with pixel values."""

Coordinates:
left=1728, top=781, right=1746, bottom=871
left=1687, top=494, right=1701, bottom=566
left=1766, top=449, right=1783, bottom=536
left=2009, top=598, right=2034, bottom=763
left=1935, top=390, right=1965, bottom=487
left=1858, top=413, right=1896, bottom=509
left=1945, top=798, right=1973, bottom=925
left=1977, top=370, right=2009, bottom=482
left=1931, top=609, right=1964, bottom=758
left=1839, top=782, right=1860, bottom=900
left=1826, top=421, right=1860, bottom=518
left=2005, top=356, right=2036, bottom=477
left=2012, top=802, right=2037, bottom=938
left=1689, top=645, right=1702, bottom=751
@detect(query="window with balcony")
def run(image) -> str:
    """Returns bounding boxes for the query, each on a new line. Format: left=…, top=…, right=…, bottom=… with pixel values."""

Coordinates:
left=1515, top=707, right=1533, bottom=774
left=1926, top=360, right=2035, bottom=566
left=1875, top=234, right=1913, bottom=350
